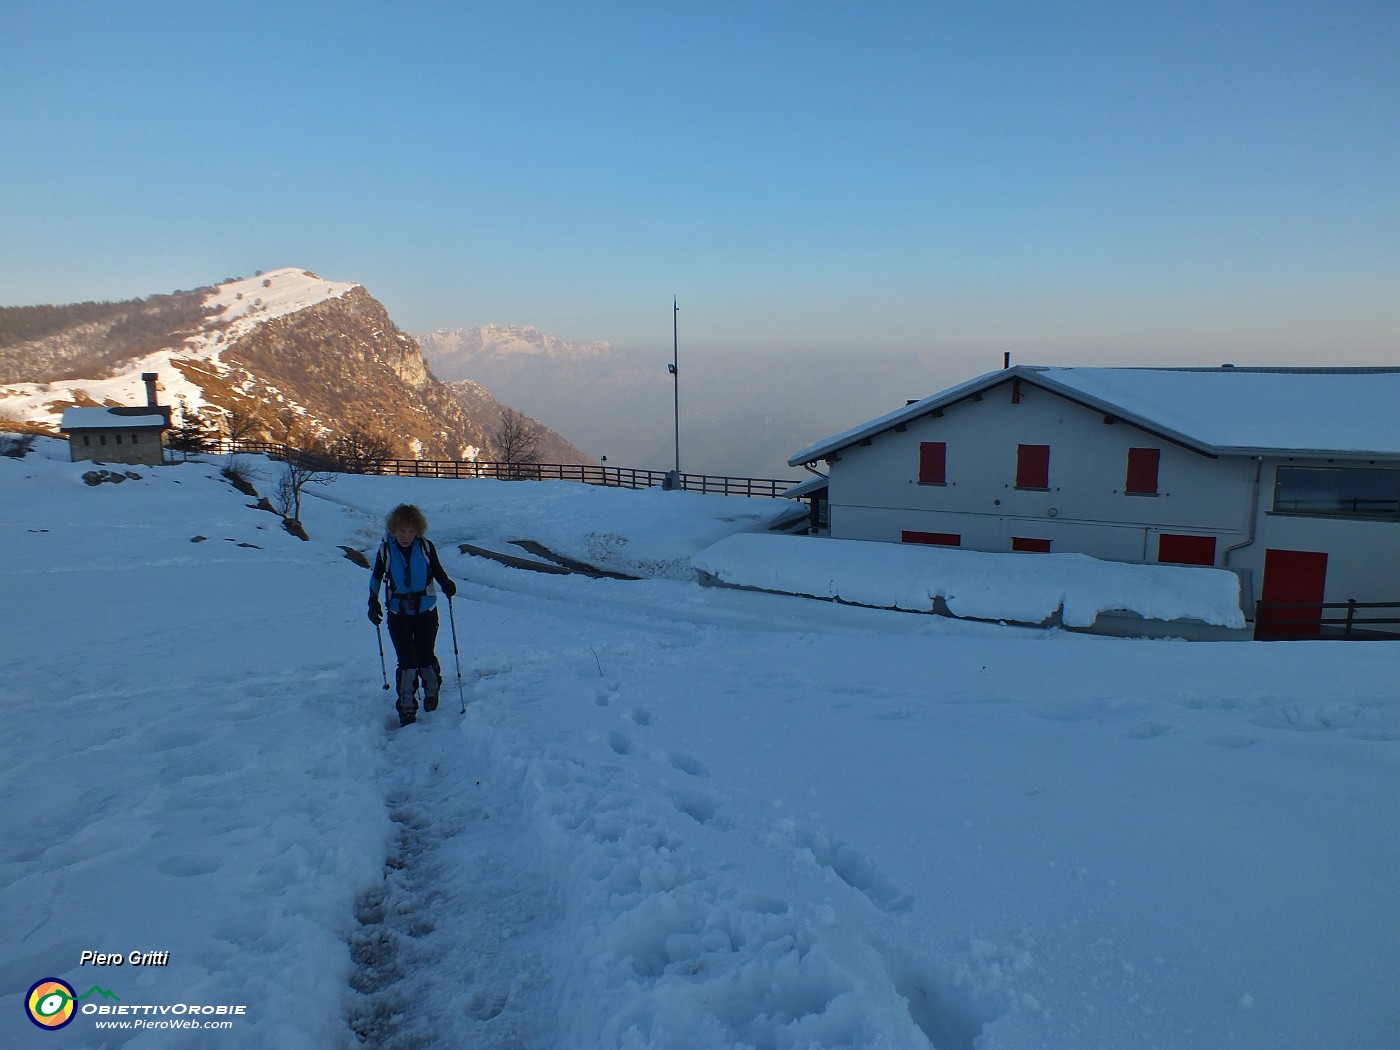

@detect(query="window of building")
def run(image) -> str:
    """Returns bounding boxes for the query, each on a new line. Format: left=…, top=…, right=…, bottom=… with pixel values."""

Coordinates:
left=918, top=442, right=946, bottom=485
left=1273, top=465, right=1400, bottom=520
left=1158, top=534, right=1217, bottom=566
left=1125, top=447, right=1160, bottom=495
left=1016, top=444, right=1050, bottom=489
left=82, top=436, right=91, bottom=446
left=902, top=530, right=961, bottom=547
left=1011, top=537, right=1052, bottom=553
left=99, top=435, right=107, bottom=446
left=115, top=434, right=122, bottom=445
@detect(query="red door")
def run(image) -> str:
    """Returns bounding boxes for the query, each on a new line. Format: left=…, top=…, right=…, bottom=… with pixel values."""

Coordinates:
left=1258, top=549, right=1328, bottom=639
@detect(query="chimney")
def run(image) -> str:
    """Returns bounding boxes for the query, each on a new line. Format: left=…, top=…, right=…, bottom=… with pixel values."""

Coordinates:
left=142, top=373, right=159, bottom=407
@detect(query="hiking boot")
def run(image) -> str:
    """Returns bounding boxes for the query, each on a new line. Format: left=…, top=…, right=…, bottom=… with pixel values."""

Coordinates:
left=418, top=666, right=440, bottom=712
left=395, top=668, right=419, bottom=724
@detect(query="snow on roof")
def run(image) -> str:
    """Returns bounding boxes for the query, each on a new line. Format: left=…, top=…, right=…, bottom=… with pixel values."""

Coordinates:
left=60, top=407, right=167, bottom=430
left=790, top=365, right=1400, bottom=464
left=782, top=475, right=829, bottom=498
left=1038, top=366, right=1400, bottom=456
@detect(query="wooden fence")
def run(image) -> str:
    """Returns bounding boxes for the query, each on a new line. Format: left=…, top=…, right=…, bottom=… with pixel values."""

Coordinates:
left=202, top=440, right=800, bottom=499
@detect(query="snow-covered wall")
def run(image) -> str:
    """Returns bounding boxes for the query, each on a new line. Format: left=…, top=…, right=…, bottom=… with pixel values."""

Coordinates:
left=693, top=533, right=1248, bottom=634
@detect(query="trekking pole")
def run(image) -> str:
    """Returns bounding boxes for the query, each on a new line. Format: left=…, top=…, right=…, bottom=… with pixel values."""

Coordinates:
left=447, top=596, right=467, bottom=714
left=372, top=564, right=391, bottom=693
left=375, top=620, right=390, bottom=692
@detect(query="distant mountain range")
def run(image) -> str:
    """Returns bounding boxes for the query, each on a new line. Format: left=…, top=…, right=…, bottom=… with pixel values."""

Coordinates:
left=417, top=326, right=863, bottom=480
left=417, top=325, right=672, bottom=470
left=419, top=324, right=617, bottom=372
left=0, top=269, right=590, bottom=466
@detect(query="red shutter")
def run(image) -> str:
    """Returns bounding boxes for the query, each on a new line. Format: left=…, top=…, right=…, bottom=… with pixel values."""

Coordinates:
left=902, top=531, right=961, bottom=547
left=1016, top=444, right=1050, bottom=488
left=1012, top=537, right=1052, bottom=553
left=1126, top=448, right=1161, bottom=495
left=918, top=442, right=946, bottom=484
left=1157, top=534, right=1216, bottom=566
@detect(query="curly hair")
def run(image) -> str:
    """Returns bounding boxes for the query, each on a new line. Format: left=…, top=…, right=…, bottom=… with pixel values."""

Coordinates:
left=386, top=503, right=428, bottom=535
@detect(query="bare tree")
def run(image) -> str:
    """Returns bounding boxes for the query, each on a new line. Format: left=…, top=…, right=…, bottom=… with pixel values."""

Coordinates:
left=492, top=407, right=544, bottom=479
left=222, top=404, right=264, bottom=443
left=327, top=428, right=393, bottom=475
left=275, top=446, right=337, bottom=532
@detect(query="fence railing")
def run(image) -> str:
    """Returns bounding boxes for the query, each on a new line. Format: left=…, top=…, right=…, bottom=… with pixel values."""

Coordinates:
left=201, top=440, right=800, bottom=498
left=1254, top=599, right=1400, bottom=640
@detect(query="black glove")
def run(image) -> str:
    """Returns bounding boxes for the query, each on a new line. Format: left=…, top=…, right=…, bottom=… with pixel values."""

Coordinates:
left=442, top=579, right=457, bottom=599
left=368, top=595, right=383, bottom=625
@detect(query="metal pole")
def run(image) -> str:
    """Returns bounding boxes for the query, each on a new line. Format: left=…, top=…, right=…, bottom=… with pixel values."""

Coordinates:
left=670, top=296, right=680, bottom=475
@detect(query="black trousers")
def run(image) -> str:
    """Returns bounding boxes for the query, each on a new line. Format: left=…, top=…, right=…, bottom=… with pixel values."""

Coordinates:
left=387, top=608, right=441, bottom=713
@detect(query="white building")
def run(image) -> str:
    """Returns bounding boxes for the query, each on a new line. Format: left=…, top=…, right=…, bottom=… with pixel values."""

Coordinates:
left=788, top=365, right=1400, bottom=638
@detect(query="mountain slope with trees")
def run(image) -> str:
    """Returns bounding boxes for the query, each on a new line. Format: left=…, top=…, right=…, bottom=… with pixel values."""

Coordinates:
left=0, top=269, right=591, bottom=466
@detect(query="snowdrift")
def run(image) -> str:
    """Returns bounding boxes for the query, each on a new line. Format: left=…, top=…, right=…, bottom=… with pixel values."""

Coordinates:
left=694, top=532, right=1247, bottom=636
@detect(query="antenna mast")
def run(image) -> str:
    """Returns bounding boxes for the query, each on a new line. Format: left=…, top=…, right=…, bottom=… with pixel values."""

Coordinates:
left=669, top=296, right=680, bottom=475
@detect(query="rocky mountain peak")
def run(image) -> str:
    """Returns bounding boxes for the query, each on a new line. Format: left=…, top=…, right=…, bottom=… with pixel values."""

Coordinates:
left=0, top=270, right=591, bottom=466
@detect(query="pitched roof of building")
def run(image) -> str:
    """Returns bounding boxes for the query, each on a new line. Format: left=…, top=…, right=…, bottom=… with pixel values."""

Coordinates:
left=60, top=407, right=169, bottom=431
left=789, top=366, right=1400, bottom=466
left=781, top=475, right=829, bottom=499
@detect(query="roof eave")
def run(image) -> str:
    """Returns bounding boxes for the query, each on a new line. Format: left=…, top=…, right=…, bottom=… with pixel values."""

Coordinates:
left=1219, top=446, right=1400, bottom=461
left=787, top=367, right=1025, bottom=466
left=788, top=366, right=1225, bottom=465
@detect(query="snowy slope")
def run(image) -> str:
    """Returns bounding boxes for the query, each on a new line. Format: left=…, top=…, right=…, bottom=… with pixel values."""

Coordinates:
left=2, top=440, right=1398, bottom=1049
left=202, top=268, right=359, bottom=334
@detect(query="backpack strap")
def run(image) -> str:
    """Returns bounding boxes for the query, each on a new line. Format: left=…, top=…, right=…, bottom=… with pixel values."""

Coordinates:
left=374, top=540, right=390, bottom=601
left=383, top=537, right=431, bottom=606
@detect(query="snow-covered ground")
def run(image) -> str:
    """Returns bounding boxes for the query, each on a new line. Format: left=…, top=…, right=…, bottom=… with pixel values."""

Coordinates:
left=3, top=439, right=1398, bottom=1049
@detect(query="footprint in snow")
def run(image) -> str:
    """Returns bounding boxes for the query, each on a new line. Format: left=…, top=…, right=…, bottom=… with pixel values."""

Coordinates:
left=669, top=752, right=709, bottom=778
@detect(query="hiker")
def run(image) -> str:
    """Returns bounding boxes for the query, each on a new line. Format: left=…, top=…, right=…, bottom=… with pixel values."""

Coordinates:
left=368, top=503, right=457, bottom=727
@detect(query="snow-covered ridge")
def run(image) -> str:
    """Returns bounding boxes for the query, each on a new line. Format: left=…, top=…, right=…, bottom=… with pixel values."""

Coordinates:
left=204, top=268, right=359, bottom=335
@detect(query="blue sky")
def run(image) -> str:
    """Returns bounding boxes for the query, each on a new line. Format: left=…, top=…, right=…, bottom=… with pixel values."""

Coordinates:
left=2, top=0, right=1396, bottom=367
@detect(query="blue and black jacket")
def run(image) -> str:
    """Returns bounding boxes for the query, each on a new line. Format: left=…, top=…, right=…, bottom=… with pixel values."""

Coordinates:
left=370, top=536, right=453, bottom=616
